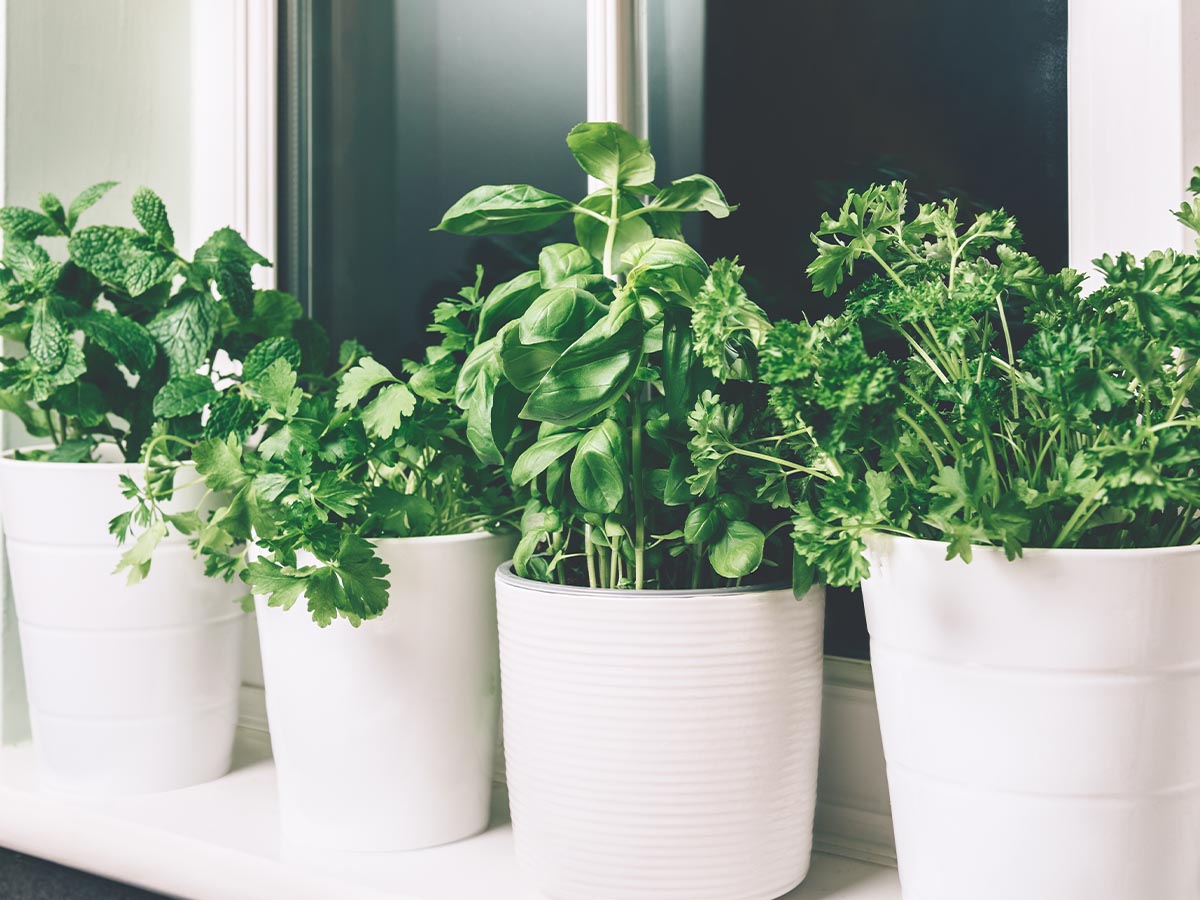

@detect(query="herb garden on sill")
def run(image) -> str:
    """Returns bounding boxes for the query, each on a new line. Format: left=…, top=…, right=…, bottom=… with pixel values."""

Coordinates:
left=0, top=126, right=1196, bottom=900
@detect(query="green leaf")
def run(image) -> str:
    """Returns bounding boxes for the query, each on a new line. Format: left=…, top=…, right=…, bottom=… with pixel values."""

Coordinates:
left=330, top=533, right=391, bottom=621
left=456, top=337, right=506, bottom=465
left=153, top=374, right=218, bottom=418
left=193, top=436, right=250, bottom=491
left=4, top=237, right=51, bottom=279
left=512, top=430, right=584, bottom=486
left=538, top=243, right=602, bottom=288
left=649, top=175, right=735, bottom=218
left=0, top=207, right=63, bottom=238
left=499, top=321, right=565, bottom=393
left=242, top=336, right=302, bottom=382
left=29, top=298, right=71, bottom=369
left=621, top=238, right=709, bottom=295
left=38, top=193, right=67, bottom=233
left=570, top=419, right=626, bottom=513
left=79, top=310, right=157, bottom=373
left=522, top=295, right=644, bottom=426
left=246, top=558, right=310, bottom=611
left=241, top=289, right=304, bottom=338
left=477, top=270, right=543, bottom=340
left=146, top=292, right=218, bottom=378
left=69, top=225, right=173, bottom=296
left=335, top=357, right=397, bottom=409
left=131, top=187, right=174, bottom=246
left=114, top=520, right=167, bottom=585
left=362, top=382, right=416, bottom=438
left=246, top=357, right=302, bottom=415
left=193, top=227, right=269, bottom=317
left=709, top=519, right=765, bottom=578
left=565, top=122, right=655, bottom=188
left=518, top=287, right=604, bottom=345
left=67, top=181, right=117, bottom=229
left=50, top=382, right=107, bottom=427
left=684, top=504, right=720, bottom=544
left=435, top=184, right=573, bottom=235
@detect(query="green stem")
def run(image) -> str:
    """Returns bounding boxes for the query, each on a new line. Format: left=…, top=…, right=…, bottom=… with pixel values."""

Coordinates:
left=726, top=447, right=835, bottom=481
left=602, top=190, right=620, bottom=278
left=584, top=523, right=598, bottom=589
left=631, top=394, right=646, bottom=590
left=995, top=295, right=1020, bottom=419
left=1053, top=481, right=1107, bottom=548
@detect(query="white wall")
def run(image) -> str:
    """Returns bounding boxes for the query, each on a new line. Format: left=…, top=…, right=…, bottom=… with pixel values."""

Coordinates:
left=4, top=0, right=194, bottom=248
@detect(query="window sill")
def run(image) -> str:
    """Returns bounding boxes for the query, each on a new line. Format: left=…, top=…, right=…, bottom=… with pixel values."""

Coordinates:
left=0, top=729, right=899, bottom=900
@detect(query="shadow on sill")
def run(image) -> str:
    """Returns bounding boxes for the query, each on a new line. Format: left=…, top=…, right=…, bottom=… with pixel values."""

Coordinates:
left=0, top=846, right=167, bottom=900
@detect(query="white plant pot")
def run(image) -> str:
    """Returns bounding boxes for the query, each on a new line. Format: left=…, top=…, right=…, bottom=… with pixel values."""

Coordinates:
left=862, top=534, right=1200, bottom=900
left=496, top=567, right=826, bottom=900
left=0, top=450, right=245, bottom=794
left=255, top=531, right=515, bottom=851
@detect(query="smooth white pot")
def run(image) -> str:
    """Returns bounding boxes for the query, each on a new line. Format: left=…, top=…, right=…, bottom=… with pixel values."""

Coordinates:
left=496, top=567, right=826, bottom=900
left=0, top=451, right=245, bottom=794
left=862, top=534, right=1200, bottom=900
left=255, top=531, right=515, bottom=851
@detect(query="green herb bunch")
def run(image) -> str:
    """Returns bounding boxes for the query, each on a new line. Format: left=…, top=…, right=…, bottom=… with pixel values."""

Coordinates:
left=731, top=173, right=1200, bottom=592
left=120, top=269, right=522, bottom=625
left=0, top=183, right=287, bottom=461
left=436, top=122, right=788, bottom=590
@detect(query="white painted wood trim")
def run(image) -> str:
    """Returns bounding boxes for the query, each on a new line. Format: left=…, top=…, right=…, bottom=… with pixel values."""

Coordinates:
left=1068, top=0, right=1196, bottom=273
left=189, top=0, right=278, bottom=273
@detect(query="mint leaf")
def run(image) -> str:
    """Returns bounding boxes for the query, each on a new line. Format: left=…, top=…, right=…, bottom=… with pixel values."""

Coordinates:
left=193, top=227, right=269, bottom=318
left=131, top=187, right=174, bottom=246
left=69, top=225, right=173, bottom=296
left=146, top=292, right=218, bottom=378
left=153, top=374, right=218, bottom=418
left=242, top=336, right=302, bottom=382
left=79, top=310, right=157, bottom=373
left=0, top=206, right=63, bottom=238
left=29, top=298, right=71, bottom=369
left=38, top=193, right=67, bottom=233
left=66, top=181, right=117, bottom=229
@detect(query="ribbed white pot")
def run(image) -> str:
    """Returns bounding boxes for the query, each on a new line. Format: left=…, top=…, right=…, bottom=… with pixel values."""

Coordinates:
left=862, top=534, right=1200, bottom=900
left=496, top=566, right=826, bottom=900
left=255, top=531, right=516, bottom=850
left=0, top=450, right=245, bottom=794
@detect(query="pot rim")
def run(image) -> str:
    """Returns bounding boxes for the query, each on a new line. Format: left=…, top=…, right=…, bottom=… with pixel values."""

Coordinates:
left=0, top=443, right=145, bottom=469
left=868, top=531, right=1200, bottom=558
left=495, top=561, right=791, bottom=598
left=370, top=529, right=517, bottom=547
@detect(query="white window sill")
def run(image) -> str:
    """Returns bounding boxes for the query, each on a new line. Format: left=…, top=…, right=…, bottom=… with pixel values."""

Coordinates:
left=0, top=729, right=899, bottom=900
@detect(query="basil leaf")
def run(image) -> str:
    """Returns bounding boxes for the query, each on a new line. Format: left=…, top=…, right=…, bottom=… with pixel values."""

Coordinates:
left=518, top=287, right=604, bottom=345
left=435, top=184, right=573, bottom=235
left=521, top=296, right=644, bottom=426
left=570, top=419, right=626, bottom=514
left=649, top=174, right=735, bottom=218
left=565, top=122, right=655, bottom=188
left=709, top=519, right=765, bottom=579
left=477, top=270, right=542, bottom=340
left=512, top=430, right=585, bottom=486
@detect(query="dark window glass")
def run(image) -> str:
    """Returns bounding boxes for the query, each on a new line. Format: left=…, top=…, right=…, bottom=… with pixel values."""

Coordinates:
left=280, top=0, right=587, bottom=368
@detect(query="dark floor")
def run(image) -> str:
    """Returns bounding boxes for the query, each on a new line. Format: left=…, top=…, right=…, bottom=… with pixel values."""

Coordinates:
left=0, top=847, right=167, bottom=899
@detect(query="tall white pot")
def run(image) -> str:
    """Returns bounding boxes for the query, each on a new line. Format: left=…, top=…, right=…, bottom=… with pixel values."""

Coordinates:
left=255, top=531, right=515, bottom=850
left=496, top=567, right=826, bottom=900
left=0, top=451, right=245, bottom=794
left=862, top=534, right=1200, bottom=900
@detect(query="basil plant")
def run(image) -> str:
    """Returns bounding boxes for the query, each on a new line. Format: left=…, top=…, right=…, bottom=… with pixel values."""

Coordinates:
left=436, top=122, right=790, bottom=590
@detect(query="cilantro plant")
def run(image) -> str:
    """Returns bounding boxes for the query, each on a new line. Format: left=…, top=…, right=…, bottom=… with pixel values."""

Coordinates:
left=436, top=122, right=788, bottom=590
left=119, top=271, right=521, bottom=625
left=0, top=183, right=285, bottom=462
left=724, top=173, right=1200, bottom=592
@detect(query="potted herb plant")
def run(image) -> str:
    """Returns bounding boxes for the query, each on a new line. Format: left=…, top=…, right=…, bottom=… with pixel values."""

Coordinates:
left=128, top=274, right=520, bottom=850
left=0, top=184, right=287, bottom=793
left=435, top=123, right=826, bottom=900
left=733, top=179, right=1200, bottom=900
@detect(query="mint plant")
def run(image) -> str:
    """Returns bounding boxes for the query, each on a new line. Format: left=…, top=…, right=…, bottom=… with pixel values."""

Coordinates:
left=723, top=173, right=1200, bottom=592
left=436, top=122, right=788, bottom=589
left=0, top=183, right=288, bottom=461
left=119, top=269, right=523, bottom=624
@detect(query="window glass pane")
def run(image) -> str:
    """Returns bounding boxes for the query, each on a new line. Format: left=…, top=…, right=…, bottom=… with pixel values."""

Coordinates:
left=284, top=0, right=588, bottom=366
left=651, top=0, right=1069, bottom=657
